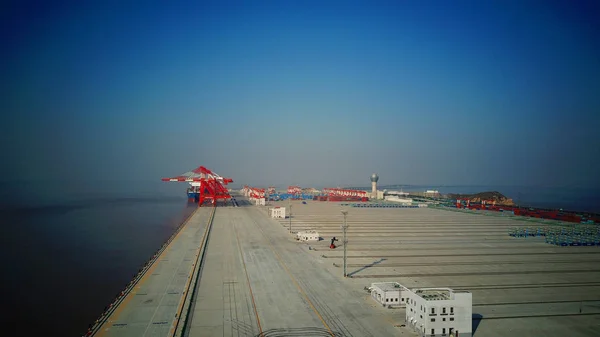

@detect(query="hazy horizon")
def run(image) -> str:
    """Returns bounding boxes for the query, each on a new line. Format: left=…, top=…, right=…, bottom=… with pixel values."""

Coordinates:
left=2, top=179, right=599, bottom=213
left=2, top=1, right=599, bottom=191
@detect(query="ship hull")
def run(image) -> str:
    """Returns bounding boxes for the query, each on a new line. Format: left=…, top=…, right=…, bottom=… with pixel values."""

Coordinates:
left=187, top=192, right=200, bottom=202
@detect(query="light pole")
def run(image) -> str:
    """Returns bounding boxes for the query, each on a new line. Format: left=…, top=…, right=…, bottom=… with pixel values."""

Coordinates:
left=288, top=199, right=292, bottom=233
left=341, top=210, right=348, bottom=277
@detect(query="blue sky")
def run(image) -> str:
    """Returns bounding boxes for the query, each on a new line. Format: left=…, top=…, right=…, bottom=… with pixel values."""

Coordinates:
left=1, top=0, right=599, bottom=189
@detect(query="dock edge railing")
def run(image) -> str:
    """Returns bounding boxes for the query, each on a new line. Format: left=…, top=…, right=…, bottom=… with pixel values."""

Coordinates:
left=173, top=205, right=217, bottom=336
left=86, top=207, right=200, bottom=337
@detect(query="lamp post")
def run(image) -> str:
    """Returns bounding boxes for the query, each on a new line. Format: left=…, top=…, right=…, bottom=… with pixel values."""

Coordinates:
left=288, top=199, right=292, bottom=233
left=341, top=210, right=348, bottom=277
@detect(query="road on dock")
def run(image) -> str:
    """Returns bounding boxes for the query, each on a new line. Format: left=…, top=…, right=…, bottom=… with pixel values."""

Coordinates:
left=184, top=202, right=400, bottom=337
left=91, top=206, right=214, bottom=337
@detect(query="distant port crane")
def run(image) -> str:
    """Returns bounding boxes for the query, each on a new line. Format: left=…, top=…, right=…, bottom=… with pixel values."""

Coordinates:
left=162, top=165, right=233, bottom=206
left=288, top=186, right=302, bottom=195
left=243, top=186, right=266, bottom=199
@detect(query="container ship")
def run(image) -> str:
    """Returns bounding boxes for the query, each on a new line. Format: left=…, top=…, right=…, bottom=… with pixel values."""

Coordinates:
left=186, top=186, right=200, bottom=202
left=162, top=165, right=233, bottom=205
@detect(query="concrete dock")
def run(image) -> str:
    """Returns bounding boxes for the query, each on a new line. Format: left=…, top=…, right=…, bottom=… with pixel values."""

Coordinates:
left=272, top=200, right=600, bottom=337
left=90, top=207, right=214, bottom=336
left=184, top=200, right=401, bottom=337
left=91, top=196, right=600, bottom=337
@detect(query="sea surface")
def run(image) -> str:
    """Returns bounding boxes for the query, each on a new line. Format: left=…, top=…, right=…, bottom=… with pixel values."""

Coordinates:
left=0, top=181, right=598, bottom=337
left=0, top=180, right=196, bottom=337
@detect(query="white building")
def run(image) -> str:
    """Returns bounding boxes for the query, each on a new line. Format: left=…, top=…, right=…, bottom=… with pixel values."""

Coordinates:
left=405, top=288, right=472, bottom=337
left=386, top=190, right=410, bottom=197
left=369, top=282, right=409, bottom=307
left=269, top=207, right=286, bottom=219
left=296, top=230, right=320, bottom=241
left=253, top=198, right=265, bottom=206
left=384, top=196, right=414, bottom=204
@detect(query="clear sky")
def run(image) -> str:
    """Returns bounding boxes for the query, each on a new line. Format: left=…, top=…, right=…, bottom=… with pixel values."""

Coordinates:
left=2, top=0, right=599, bottom=189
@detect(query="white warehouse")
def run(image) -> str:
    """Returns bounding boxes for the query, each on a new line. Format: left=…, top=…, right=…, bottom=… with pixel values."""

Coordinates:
left=369, top=282, right=409, bottom=307
left=269, top=207, right=286, bottom=219
left=405, top=288, right=472, bottom=337
left=296, top=230, right=320, bottom=241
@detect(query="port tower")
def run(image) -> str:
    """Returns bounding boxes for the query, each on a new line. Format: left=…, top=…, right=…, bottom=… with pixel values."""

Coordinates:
left=161, top=165, right=233, bottom=206
left=371, top=173, right=379, bottom=199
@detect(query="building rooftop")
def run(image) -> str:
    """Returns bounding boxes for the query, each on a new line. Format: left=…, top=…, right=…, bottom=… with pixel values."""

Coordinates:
left=372, top=282, right=408, bottom=292
left=414, top=288, right=452, bottom=301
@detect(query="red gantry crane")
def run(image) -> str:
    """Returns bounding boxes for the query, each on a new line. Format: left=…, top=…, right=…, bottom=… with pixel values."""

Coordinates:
left=287, top=186, right=302, bottom=195
left=321, top=188, right=369, bottom=202
left=161, top=165, right=233, bottom=206
left=456, top=198, right=470, bottom=209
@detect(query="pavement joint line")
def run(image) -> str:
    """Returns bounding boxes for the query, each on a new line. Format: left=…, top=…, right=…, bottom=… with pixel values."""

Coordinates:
left=171, top=206, right=216, bottom=336
left=249, top=210, right=335, bottom=337
left=91, top=207, right=200, bottom=337
left=234, top=224, right=263, bottom=336
left=475, top=312, right=600, bottom=320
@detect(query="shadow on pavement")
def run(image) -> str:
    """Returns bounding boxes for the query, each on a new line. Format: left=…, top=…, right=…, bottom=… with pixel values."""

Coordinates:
left=473, top=313, right=483, bottom=335
left=347, top=258, right=387, bottom=277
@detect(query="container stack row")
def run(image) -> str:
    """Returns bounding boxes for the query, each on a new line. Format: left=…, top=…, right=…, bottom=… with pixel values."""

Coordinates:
left=341, top=203, right=421, bottom=208
left=509, top=225, right=600, bottom=246
left=544, top=225, right=600, bottom=246
left=508, top=227, right=547, bottom=238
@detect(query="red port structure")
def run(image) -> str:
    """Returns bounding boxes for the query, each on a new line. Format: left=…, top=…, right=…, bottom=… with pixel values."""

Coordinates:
left=161, top=165, right=233, bottom=206
left=288, top=186, right=302, bottom=195
left=320, top=188, right=369, bottom=202
left=455, top=199, right=599, bottom=224
left=243, top=186, right=265, bottom=199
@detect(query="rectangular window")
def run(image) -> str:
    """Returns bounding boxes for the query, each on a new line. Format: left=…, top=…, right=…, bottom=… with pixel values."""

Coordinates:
left=442, top=328, right=446, bottom=334
left=431, top=307, right=435, bottom=314
left=443, top=307, right=447, bottom=314
left=401, top=298, right=404, bottom=302
left=431, top=329, right=435, bottom=334
left=430, top=318, right=435, bottom=322
left=395, top=298, right=398, bottom=302
left=450, top=317, right=454, bottom=321
left=450, top=307, right=454, bottom=314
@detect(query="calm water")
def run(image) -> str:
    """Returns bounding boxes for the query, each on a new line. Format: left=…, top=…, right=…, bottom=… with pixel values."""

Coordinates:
left=1, top=182, right=598, bottom=337
left=0, top=181, right=196, bottom=337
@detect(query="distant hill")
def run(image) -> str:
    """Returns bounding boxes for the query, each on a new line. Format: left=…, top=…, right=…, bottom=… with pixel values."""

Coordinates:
left=445, top=191, right=514, bottom=205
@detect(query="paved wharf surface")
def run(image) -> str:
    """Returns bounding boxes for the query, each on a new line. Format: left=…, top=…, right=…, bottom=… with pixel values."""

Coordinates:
left=270, top=200, right=600, bottom=337
left=91, top=195, right=600, bottom=337
left=184, top=199, right=403, bottom=337
left=91, top=207, right=214, bottom=337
